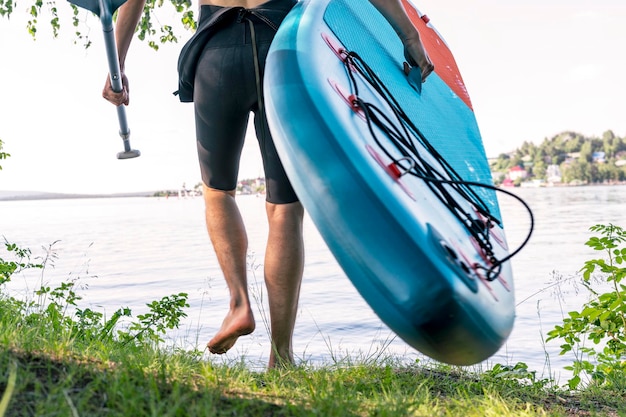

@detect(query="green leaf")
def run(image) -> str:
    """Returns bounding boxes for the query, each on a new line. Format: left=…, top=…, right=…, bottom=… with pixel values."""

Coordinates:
left=609, top=298, right=624, bottom=311
left=568, top=375, right=581, bottom=390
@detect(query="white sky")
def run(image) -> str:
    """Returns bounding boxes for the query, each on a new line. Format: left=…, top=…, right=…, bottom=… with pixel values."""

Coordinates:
left=1, top=0, right=625, bottom=194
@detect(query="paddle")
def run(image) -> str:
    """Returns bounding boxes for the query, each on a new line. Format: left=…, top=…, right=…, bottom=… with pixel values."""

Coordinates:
left=68, top=0, right=141, bottom=159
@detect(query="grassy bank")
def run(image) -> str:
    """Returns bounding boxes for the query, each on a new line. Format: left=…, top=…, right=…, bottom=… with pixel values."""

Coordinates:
left=1, top=233, right=625, bottom=417
left=0, top=289, right=623, bottom=416
left=1, top=337, right=624, bottom=416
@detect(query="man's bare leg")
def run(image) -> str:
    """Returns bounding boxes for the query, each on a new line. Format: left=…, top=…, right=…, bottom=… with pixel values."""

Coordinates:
left=264, top=201, right=305, bottom=368
left=204, top=185, right=256, bottom=354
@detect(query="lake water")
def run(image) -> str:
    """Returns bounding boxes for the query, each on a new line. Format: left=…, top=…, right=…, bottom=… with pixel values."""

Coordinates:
left=1, top=185, right=625, bottom=380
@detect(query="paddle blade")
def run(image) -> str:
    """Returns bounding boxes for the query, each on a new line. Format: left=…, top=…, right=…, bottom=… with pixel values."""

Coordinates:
left=67, top=0, right=100, bottom=15
left=66, top=0, right=128, bottom=16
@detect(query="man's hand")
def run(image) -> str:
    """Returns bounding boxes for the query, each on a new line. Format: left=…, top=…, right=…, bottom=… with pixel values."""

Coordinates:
left=102, top=72, right=130, bottom=106
left=403, top=34, right=434, bottom=81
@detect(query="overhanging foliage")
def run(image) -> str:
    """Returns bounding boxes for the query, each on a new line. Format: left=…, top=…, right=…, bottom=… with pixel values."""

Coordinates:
left=0, top=0, right=197, bottom=49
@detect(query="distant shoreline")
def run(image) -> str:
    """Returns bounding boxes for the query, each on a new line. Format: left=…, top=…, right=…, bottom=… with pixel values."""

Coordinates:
left=0, top=191, right=156, bottom=202
left=2, top=181, right=625, bottom=202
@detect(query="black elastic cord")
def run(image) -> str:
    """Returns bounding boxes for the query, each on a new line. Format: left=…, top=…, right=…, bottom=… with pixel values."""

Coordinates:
left=341, top=50, right=534, bottom=281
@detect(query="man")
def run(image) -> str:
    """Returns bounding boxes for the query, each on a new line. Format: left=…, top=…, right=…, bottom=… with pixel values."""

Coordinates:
left=103, top=0, right=433, bottom=368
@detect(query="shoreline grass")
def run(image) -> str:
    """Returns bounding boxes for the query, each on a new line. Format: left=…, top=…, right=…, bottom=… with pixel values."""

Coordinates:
left=1, top=242, right=625, bottom=416
left=2, top=349, right=624, bottom=417
left=1, top=315, right=624, bottom=416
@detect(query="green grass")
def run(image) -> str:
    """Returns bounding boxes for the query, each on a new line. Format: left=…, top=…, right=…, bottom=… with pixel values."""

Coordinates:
left=1, top=242, right=625, bottom=417
left=1, top=316, right=625, bottom=416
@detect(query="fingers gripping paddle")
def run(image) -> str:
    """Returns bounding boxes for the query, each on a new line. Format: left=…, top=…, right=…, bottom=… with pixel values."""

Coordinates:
left=68, top=0, right=141, bottom=159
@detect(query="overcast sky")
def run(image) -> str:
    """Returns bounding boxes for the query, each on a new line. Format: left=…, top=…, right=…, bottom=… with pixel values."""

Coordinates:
left=1, top=0, right=625, bottom=194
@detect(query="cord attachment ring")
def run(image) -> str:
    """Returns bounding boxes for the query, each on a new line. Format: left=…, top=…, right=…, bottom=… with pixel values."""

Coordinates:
left=386, top=156, right=415, bottom=179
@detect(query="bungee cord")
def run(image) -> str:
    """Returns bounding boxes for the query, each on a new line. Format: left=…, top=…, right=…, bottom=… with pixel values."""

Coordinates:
left=339, top=50, right=534, bottom=281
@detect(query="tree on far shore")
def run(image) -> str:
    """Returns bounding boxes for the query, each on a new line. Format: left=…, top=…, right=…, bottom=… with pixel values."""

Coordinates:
left=491, top=130, right=626, bottom=185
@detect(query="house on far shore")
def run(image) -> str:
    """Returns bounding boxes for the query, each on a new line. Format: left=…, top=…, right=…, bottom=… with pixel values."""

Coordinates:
left=508, top=166, right=528, bottom=181
left=592, top=151, right=606, bottom=163
left=546, top=164, right=562, bottom=184
left=501, top=178, right=515, bottom=187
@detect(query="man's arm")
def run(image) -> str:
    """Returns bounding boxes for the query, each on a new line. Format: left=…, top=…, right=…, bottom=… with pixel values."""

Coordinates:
left=102, top=0, right=147, bottom=106
left=102, top=0, right=434, bottom=106
left=368, top=0, right=434, bottom=80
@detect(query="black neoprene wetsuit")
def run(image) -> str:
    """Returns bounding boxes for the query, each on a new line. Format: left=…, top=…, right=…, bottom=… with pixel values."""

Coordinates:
left=191, top=0, right=298, bottom=204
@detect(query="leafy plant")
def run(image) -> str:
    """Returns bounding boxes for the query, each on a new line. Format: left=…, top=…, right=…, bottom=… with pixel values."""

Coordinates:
left=0, top=240, right=43, bottom=285
left=485, top=362, right=551, bottom=390
left=118, top=292, right=190, bottom=346
left=546, top=224, right=626, bottom=389
left=1, top=239, right=190, bottom=351
left=0, top=139, right=9, bottom=171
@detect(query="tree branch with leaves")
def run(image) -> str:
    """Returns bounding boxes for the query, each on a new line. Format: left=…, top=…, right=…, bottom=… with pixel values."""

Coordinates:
left=0, top=0, right=197, bottom=49
left=0, top=139, right=10, bottom=171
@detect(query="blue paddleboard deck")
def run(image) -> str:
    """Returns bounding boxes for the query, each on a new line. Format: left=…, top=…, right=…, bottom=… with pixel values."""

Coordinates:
left=265, top=0, right=514, bottom=365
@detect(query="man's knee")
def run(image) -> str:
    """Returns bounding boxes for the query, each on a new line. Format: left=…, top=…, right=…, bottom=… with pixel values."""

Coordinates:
left=266, top=201, right=304, bottom=227
left=203, top=183, right=236, bottom=200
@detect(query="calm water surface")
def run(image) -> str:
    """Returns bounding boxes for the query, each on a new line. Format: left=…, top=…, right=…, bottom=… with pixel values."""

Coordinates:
left=1, top=185, right=625, bottom=378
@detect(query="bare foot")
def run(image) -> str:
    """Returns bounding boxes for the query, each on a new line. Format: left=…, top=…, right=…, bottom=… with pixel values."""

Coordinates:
left=207, top=308, right=255, bottom=354
left=268, top=351, right=295, bottom=369
left=267, top=347, right=295, bottom=369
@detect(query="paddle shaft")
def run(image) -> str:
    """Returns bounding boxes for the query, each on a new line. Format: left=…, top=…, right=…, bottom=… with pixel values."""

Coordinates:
left=100, top=0, right=132, bottom=152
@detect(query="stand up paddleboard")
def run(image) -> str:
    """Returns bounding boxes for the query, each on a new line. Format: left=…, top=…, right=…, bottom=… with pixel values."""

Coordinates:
left=265, top=0, right=516, bottom=365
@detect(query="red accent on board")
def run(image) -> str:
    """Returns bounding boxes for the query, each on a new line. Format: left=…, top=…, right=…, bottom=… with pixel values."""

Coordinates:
left=366, top=145, right=416, bottom=200
left=472, top=206, right=509, bottom=251
left=328, top=79, right=365, bottom=119
left=468, top=236, right=511, bottom=292
left=322, top=31, right=348, bottom=62
left=322, top=32, right=360, bottom=73
left=454, top=243, right=499, bottom=301
left=400, top=0, right=473, bottom=110
left=387, top=162, right=403, bottom=179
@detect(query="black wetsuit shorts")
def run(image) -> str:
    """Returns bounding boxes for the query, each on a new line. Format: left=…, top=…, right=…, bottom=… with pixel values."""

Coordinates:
left=193, top=0, right=298, bottom=204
